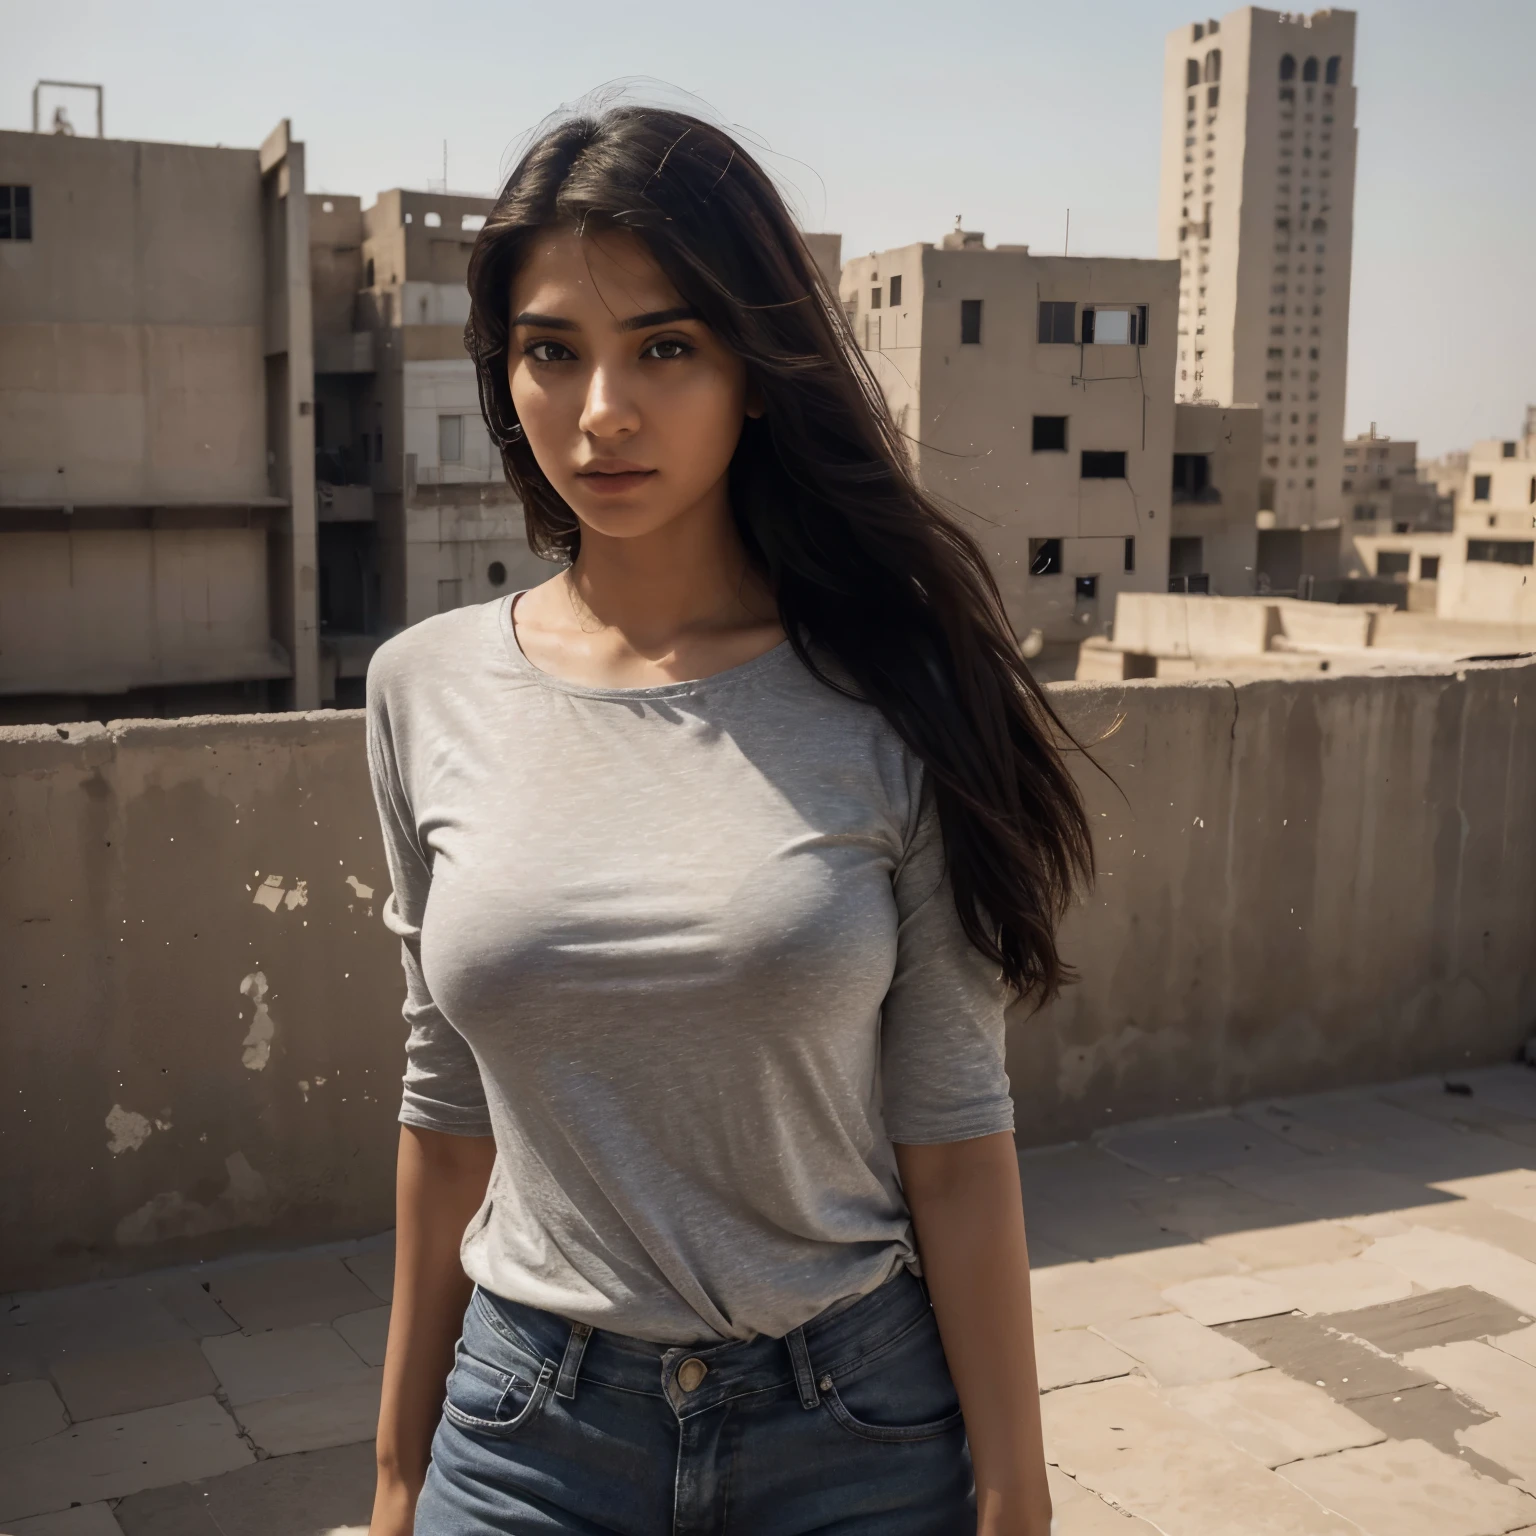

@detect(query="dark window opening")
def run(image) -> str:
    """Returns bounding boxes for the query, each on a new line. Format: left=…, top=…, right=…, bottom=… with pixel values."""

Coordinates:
left=1032, top=416, right=1068, bottom=452
left=1124, top=536, right=1136, bottom=573
left=1208, top=84, right=1220, bottom=108
left=1302, top=56, right=1319, bottom=82
left=487, top=560, right=508, bottom=587
left=1204, top=49, right=1221, bottom=82
left=1473, top=474, right=1492, bottom=501
left=1172, top=453, right=1211, bottom=499
left=870, top=287, right=882, bottom=310
left=1325, top=55, right=1340, bottom=85
left=1075, top=575, right=1099, bottom=602
left=1082, top=450, right=1127, bottom=479
left=1502, top=441, right=1518, bottom=458
left=1529, top=476, right=1535, bottom=505
left=1169, top=535, right=1204, bottom=579
left=1280, top=54, right=1296, bottom=81
left=1186, top=59, right=1200, bottom=87
left=0, top=185, right=32, bottom=241
left=1420, top=555, right=1440, bottom=581
left=1029, top=538, right=1063, bottom=576
left=1037, top=300, right=1075, bottom=344
left=365, top=256, right=375, bottom=287
left=959, top=299, right=982, bottom=345
left=1468, top=539, right=1535, bottom=566
left=888, top=274, right=902, bottom=306
left=1376, top=551, right=1411, bottom=579
left=374, top=430, right=384, bottom=463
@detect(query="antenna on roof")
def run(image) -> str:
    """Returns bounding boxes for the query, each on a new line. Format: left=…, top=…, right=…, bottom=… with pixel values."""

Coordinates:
left=1064, top=208, right=1070, bottom=257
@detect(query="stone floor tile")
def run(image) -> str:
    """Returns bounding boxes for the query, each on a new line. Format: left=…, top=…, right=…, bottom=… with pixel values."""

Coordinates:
left=342, top=1246, right=394, bottom=1305
left=202, top=1324, right=374, bottom=1406
left=1257, top=1259, right=1417, bottom=1316
left=1027, top=1204, right=1188, bottom=1264
left=50, top=1339, right=219, bottom=1421
left=1025, top=1237, right=1079, bottom=1269
left=1094, top=1312, right=1266, bottom=1388
left=232, top=1370, right=383, bottom=1457
left=0, top=1396, right=252, bottom=1524
left=1459, top=1415, right=1536, bottom=1491
left=333, top=1307, right=390, bottom=1368
left=1367, top=1228, right=1536, bottom=1314
left=1345, top=1383, right=1495, bottom=1469
left=1030, top=1262, right=1172, bottom=1331
left=0, top=1286, right=187, bottom=1385
left=1099, top=1114, right=1307, bottom=1177
left=1053, top=1486, right=1162, bottom=1533
left=117, top=1440, right=377, bottom=1536
left=1036, top=1329, right=1139, bottom=1393
left=1324, top=1285, right=1531, bottom=1356
left=145, top=1274, right=240, bottom=1338
left=1271, top=1088, right=1445, bottom=1145
left=1165, top=1368, right=1385, bottom=1467
left=0, top=1377, right=68, bottom=1450
left=1108, top=1242, right=1245, bottom=1289
left=1042, top=1376, right=1362, bottom=1534
left=1236, top=1101, right=1359, bottom=1156
left=1131, top=1174, right=1310, bottom=1242
left=1017, top=1144, right=1169, bottom=1209
left=1384, top=1079, right=1536, bottom=1139
left=8, top=1504, right=125, bottom=1535
left=1162, top=1273, right=1297, bottom=1326
left=1281, top=1436, right=1536, bottom=1536
left=1494, top=1325, right=1536, bottom=1366
left=1433, top=1169, right=1536, bottom=1222
left=1357, top=1129, right=1533, bottom=1188
left=203, top=1257, right=379, bottom=1334
left=1219, top=1312, right=1432, bottom=1402
left=1221, top=1160, right=1459, bottom=1226
left=1401, top=1339, right=1536, bottom=1419
left=1207, top=1220, right=1368, bottom=1271
left=1411, top=1199, right=1536, bottom=1267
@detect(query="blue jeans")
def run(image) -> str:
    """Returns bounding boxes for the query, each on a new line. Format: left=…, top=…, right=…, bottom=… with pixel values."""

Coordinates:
left=415, top=1267, right=976, bottom=1534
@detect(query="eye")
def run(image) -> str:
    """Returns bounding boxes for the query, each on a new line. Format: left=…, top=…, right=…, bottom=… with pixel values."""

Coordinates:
left=642, top=337, right=694, bottom=361
left=525, top=340, right=575, bottom=363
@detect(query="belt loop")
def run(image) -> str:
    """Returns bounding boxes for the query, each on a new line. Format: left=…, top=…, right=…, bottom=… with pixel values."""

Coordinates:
left=554, top=1321, right=592, bottom=1401
left=785, top=1325, right=820, bottom=1410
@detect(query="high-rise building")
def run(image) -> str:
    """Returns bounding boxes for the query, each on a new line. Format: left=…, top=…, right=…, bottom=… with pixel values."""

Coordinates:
left=1158, top=7, right=1358, bottom=530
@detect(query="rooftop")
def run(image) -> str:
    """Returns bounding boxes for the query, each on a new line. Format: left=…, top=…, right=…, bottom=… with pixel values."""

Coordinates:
left=4, top=1067, right=1535, bottom=1534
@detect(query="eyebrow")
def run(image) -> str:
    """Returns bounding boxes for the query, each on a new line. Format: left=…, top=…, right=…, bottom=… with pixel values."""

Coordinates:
left=511, top=305, right=702, bottom=333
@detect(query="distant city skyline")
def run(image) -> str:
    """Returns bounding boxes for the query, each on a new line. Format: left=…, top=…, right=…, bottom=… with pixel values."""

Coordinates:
left=7, top=0, right=1533, bottom=457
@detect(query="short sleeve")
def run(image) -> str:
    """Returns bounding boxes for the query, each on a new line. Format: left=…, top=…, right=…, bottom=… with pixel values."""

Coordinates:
left=365, top=664, right=493, bottom=1137
left=880, top=794, right=1014, bottom=1145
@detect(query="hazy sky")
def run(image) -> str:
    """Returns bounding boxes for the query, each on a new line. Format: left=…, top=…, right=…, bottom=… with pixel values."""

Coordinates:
left=9, top=0, right=1532, bottom=456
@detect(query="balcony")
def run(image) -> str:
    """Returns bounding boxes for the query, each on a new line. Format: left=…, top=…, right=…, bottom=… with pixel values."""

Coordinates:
left=312, top=331, right=376, bottom=375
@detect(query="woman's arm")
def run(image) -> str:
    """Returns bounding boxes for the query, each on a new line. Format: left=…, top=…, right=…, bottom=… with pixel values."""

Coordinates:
left=896, top=1132, right=1052, bottom=1536
left=370, top=1125, right=498, bottom=1536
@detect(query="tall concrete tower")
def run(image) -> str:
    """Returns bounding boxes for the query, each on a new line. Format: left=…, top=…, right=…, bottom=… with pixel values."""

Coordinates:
left=1158, top=8, right=1358, bottom=530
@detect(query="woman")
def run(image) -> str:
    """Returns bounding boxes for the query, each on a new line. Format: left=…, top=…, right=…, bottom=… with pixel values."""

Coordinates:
left=365, top=104, right=1091, bottom=1536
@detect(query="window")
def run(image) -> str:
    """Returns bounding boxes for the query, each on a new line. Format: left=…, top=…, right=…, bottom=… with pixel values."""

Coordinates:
left=1467, top=540, right=1535, bottom=566
left=1037, top=301, right=1075, bottom=344
left=870, top=286, right=882, bottom=310
left=1280, top=54, right=1296, bottom=81
left=1302, top=57, right=1319, bottom=82
left=1503, top=441, right=1518, bottom=458
left=1325, top=56, right=1340, bottom=85
left=1352, top=504, right=1375, bottom=522
left=1376, top=551, right=1410, bottom=579
left=1169, top=535, right=1204, bottom=578
left=1205, top=49, right=1221, bottom=82
left=1172, top=453, right=1212, bottom=498
left=424, top=211, right=442, bottom=228
left=959, top=300, right=982, bottom=345
left=1529, top=475, right=1535, bottom=505
left=0, top=185, right=32, bottom=241
left=1082, top=306, right=1147, bottom=345
left=1028, top=538, right=1063, bottom=576
left=1075, top=575, right=1099, bottom=602
left=1032, top=416, right=1068, bottom=452
left=1124, top=536, right=1136, bottom=573
left=1420, top=555, right=1440, bottom=581
left=462, top=213, right=486, bottom=232
left=487, top=560, right=508, bottom=587
left=1081, top=450, right=1127, bottom=479
left=1473, top=474, right=1492, bottom=501
left=365, top=257, right=375, bottom=287
left=889, top=274, right=902, bottom=306
left=438, top=414, right=464, bottom=464
left=1186, top=59, right=1200, bottom=87
left=1208, top=85, right=1219, bottom=108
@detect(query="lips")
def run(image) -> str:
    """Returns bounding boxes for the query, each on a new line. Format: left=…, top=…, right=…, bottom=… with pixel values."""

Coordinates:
left=575, top=464, right=656, bottom=494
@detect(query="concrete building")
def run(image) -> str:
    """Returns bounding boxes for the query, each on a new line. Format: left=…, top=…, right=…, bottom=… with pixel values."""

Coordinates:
left=840, top=230, right=1179, bottom=655
left=1170, top=401, right=1262, bottom=595
left=1339, top=426, right=1452, bottom=607
left=0, top=120, right=319, bottom=723
left=1437, top=410, right=1536, bottom=628
left=1159, top=7, right=1359, bottom=531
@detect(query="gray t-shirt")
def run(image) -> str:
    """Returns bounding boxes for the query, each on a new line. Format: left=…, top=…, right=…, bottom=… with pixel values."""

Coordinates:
left=365, top=595, right=1013, bottom=1345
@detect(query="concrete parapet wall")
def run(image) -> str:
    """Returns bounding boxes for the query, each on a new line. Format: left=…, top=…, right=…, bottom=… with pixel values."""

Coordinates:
left=3, top=662, right=1534, bottom=1290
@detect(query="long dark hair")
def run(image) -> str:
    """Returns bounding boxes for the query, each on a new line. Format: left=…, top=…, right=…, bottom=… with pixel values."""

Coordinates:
left=464, top=105, right=1093, bottom=1004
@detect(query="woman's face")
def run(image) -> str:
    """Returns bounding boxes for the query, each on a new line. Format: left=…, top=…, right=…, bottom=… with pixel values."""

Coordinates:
left=506, top=228, right=756, bottom=545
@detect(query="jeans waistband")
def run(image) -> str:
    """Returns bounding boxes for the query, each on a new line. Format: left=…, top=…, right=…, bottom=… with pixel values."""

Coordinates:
left=469, top=1267, right=933, bottom=1418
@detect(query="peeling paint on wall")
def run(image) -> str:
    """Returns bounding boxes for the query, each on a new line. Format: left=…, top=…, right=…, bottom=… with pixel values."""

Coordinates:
left=239, top=969, right=275, bottom=1070
left=114, top=1151, right=273, bottom=1246
left=105, top=1104, right=152, bottom=1155
left=251, top=874, right=308, bottom=912
left=345, top=875, right=374, bottom=901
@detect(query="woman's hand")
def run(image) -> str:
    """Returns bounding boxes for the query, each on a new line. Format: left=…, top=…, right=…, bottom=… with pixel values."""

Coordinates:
left=367, top=1472, right=419, bottom=1536
left=896, top=1132, right=1053, bottom=1536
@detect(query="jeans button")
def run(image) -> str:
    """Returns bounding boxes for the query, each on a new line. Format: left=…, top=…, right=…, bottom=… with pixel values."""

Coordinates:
left=677, top=1357, right=708, bottom=1393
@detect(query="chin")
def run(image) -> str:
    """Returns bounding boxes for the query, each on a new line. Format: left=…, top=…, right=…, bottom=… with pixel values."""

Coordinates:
left=568, top=498, right=685, bottom=542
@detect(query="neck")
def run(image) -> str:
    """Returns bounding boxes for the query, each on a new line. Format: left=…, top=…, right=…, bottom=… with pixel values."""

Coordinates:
left=566, top=486, right=774, bottom=649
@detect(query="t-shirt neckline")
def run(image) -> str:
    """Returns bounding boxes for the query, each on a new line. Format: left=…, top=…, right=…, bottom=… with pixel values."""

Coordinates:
left=497, top=592, right=795, bottom=701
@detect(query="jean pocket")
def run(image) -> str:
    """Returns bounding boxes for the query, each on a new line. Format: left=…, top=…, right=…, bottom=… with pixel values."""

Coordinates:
left=441, top=1346, right=554, bottom=1438
left=818, top=1314, right=966, bottom=1444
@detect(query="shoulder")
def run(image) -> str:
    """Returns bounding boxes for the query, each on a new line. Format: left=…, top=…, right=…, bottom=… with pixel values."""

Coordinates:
left=367, top=601, right=501, bottom=711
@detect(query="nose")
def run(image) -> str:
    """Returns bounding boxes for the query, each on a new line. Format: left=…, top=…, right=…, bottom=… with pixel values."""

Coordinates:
left=578, top=361, right=640, bottom=441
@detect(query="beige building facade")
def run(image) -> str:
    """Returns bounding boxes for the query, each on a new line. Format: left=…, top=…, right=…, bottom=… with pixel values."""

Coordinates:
left=1170, top=402, right=1262, bottom=595
left=840, top=232, right=1178, bottom=647
left=1159, top=7, right=1358, bottom=531
left=0, top=121, right=319, bottom=722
